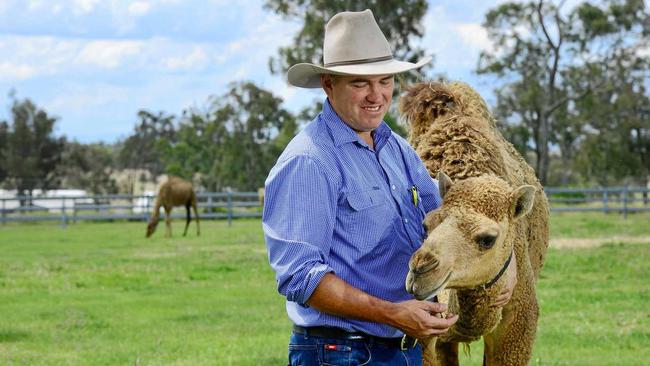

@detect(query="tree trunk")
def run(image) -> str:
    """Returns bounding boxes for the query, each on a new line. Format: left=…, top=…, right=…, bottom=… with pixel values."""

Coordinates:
left=536, top=115, right=550, bottom=185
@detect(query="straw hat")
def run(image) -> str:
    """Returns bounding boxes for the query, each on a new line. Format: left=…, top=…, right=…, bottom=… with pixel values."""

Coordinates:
left=287, top=9, right=431, bottom=88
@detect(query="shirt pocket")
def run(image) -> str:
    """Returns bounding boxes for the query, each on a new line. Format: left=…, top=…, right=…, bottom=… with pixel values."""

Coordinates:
left=343, top=187, right=393, bottom=248
left=346, top=186, right=385, bottom=211
left=400, top=186, right=427, bottom=237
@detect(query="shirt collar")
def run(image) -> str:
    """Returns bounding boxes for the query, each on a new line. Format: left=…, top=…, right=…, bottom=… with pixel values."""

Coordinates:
left=320, top=98, right=393, bottom=149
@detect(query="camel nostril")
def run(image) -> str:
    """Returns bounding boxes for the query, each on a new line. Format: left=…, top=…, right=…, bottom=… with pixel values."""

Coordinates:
left=413, top=255, right=439, bottom=275
left=405, top=273, right=417, bottom=294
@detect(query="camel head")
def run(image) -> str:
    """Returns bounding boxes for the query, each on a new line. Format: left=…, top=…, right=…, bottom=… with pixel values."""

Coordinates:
left=406, top=172, right=536, bottom=300
left=145, top=220, right=158, bottom=238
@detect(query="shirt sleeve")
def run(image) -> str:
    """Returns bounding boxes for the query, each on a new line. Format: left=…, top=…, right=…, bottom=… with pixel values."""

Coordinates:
left=262, top=154, right=338, bottom=306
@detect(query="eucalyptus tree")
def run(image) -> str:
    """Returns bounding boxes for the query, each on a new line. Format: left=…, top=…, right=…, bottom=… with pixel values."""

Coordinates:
left=3, top=98, right=64, bottom=202
left=58, top=141, right=118, bottom=195
left=118, top=110, right=177, bottom=191
left=208, top=81, right=297, bottom=191
left=479, top=0, right=649, bottom=184
left=0, top=120, right=7, bottom=185
left=159, top=82, right=297, bottom=192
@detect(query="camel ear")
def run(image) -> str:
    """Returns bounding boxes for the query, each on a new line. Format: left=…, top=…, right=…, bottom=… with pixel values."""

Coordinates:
left=437, top=171, right=453, bottom=199
left=511, top=185, right=536, bottom=220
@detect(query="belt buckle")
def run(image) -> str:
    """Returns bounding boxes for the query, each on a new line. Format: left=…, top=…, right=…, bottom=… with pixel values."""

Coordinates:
left=400, top=334, right=418, bottom=350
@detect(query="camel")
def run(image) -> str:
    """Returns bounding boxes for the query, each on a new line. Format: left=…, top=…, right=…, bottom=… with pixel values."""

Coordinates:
left=399, top=81, right=549, bottom=365
left=145, top=176, right=200, bottom=238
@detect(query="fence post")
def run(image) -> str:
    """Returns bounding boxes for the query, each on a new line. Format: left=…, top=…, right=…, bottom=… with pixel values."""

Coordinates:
left=623, top=185, right=628, bottom=219
left=602, top=189, right=609, bottom=214
left=145, top=194, right=151, bottom=222
left=61, top=197, right=68, bottom=228
left=1, top=199, right=5, bottom=225
left=227, top=191, right=233, bottom=227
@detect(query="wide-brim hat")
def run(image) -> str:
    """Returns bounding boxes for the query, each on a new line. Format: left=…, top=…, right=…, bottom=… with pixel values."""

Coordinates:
left=287, top=9, right=431, bottom=88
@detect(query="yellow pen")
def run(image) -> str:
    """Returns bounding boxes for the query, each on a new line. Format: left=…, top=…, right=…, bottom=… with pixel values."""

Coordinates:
left=411, top=185, right=418, bottom=206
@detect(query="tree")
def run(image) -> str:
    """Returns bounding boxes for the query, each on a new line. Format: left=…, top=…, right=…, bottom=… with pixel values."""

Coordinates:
left=573, top=81, right=650, bottom=186
left=478, top=0, right=649, bottom=184
left=157, top=82, right=296, bottom=192
left=160, top=108, right=228, bottom=190
left=0, top=120, right=8, bottom=185
left=3, top=98, right=64, bottom=202
left=117, top=110, right=176, bottom=193
left=209, top=81, right=297, bottom=191
left=58, top=141, right=118, bottom=195
left=265, top=0, right=431, bottom=79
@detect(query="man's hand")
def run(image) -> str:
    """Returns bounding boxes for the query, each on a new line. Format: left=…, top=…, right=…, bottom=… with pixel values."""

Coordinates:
left=390, top=300, right=458, bottom=339
left=492, top=252, right=517, bottom=307
left=307, top=274, right=458, bottom=339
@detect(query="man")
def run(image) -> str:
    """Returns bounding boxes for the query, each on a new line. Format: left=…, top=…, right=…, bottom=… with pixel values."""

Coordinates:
left=263, top=9, right=514, bottom=366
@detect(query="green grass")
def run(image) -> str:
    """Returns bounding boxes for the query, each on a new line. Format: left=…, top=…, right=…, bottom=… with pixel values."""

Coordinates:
left=549, top=211, right=650, bottom=238
left=1, top=213, right=649, bottom=365
left=0, top=220, right=287, bottom=365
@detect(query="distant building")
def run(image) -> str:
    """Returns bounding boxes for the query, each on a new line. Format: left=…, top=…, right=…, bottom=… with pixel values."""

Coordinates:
left=111, top=169, right=166, bottom=195
left=0, top=189, right=19, bottom=210
left=0, top=189, right=92, bottom=213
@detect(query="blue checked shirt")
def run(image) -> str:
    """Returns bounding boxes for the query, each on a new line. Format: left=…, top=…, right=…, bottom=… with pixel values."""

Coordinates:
left=263, top=99, right=441, bottom=338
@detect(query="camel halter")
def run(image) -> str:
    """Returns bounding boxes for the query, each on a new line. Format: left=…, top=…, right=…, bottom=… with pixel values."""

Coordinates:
left=479, top=251, right=513, bottom=290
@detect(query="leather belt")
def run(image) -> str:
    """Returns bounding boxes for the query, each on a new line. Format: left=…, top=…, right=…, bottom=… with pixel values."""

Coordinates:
left=292, top=325, right=418, bottom=350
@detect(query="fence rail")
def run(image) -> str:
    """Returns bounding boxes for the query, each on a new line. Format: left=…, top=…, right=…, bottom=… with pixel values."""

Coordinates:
left=1, top=187, right=649, bottom=225
left=544, top=186, right=650, bottom=218
left=0, top=192, right=263, bottom=226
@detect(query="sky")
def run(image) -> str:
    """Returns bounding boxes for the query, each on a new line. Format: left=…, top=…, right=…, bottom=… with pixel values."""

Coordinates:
left=0, top=0, right=511, bottom=143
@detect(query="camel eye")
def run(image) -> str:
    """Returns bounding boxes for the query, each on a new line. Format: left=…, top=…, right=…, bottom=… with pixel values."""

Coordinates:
left=475, top=234, right=497, bottom=249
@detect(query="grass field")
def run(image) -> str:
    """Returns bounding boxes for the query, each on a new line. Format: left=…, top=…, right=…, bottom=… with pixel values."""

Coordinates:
left=0, top=213, right=649, bottom=365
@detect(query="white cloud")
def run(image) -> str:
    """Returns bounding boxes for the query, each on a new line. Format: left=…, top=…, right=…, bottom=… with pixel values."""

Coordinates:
left=76, top=40, right=142, bottom=68
left=212, top=10, right=299, bottom=78
left=27, top=0, right=48, bottom=11
left=0, top=62, right=38, bottom=81
left=73, top=0, right=101, bottom=15
left=215, top=39, right=245, bottom=64
left=453, top=23, right=492, bottom=52
left=164, top=46, right=209, bottom=70
left=52, top=3, right=63, bottom=15
left=128, top=1, right=151, bottom=17
left=0, top=36, right=78, bottom=80
left=48, top=83, right=131, bottom=111
left=418, top=4, right=501, bottom=76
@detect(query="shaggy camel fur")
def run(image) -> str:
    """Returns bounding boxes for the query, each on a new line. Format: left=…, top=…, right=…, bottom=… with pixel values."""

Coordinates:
left=399, top=81, right=549, bottom=366
left=146, top=176, right=200, bottom=238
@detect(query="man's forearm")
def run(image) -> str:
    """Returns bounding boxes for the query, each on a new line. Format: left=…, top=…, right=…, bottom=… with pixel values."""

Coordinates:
left=305, top=272, right=458, bottom=338
left=306, top=272, right=397, bottom=325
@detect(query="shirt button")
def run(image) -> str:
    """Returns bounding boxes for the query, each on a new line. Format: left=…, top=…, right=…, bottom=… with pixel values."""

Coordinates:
left=404, top=218, right=409, bottom=223
left=391, top=185, right=396, bottom=190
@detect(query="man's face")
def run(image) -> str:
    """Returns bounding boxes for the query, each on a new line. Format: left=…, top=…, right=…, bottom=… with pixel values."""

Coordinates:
left=321, top=74, right=394, bottom=133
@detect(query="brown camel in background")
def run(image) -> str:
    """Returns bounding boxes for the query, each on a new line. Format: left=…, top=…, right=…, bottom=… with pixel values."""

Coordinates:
left=146, top=176, right=200, bottom=238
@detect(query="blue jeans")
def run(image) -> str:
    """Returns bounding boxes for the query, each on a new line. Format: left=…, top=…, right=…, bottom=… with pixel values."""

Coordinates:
left=288, top=332, right=422, bottom=366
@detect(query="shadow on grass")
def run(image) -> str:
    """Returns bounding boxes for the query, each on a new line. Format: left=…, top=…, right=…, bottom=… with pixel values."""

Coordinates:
left=0, top=329, right=30, bottom=342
